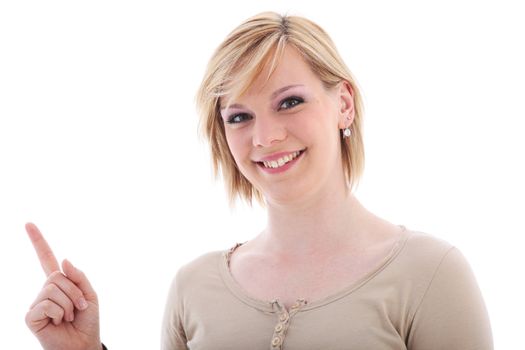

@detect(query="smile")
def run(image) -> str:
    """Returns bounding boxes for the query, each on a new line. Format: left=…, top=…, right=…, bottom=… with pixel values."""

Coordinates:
left=261, top=150, right=302, bottom=169
left=255, top=149, right=306, bottom=174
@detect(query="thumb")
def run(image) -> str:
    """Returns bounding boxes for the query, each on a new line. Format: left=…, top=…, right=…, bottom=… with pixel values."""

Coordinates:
left=62, top=259, right=98, bottom=303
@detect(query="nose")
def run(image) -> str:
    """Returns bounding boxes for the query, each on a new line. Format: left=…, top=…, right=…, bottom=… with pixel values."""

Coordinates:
left=252, top=114, right=287, bottom=148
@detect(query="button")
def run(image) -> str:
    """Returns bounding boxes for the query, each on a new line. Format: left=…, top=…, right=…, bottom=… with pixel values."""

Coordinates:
left=271, top=336, right=282, bottom=347
left=274, top=323, right=284, bottom=333
left=279, top=313, right=289, bottom=322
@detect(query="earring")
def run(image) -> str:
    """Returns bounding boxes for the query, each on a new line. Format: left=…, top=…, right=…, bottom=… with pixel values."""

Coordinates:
left=343, top=127, right=351, bottom=138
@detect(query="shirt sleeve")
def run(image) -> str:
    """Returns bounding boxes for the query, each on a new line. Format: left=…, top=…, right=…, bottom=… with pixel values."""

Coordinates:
left=161, top=269, right=189, bottom=350
left=407, top=247, right=493, bottom=349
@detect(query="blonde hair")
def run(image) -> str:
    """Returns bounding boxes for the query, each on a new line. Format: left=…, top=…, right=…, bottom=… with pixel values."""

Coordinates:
left=196, top=12, right=365, bottom=205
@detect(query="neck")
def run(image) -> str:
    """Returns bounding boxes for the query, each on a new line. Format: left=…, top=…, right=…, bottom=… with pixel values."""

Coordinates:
left=258, top=186, right=373, bottom=257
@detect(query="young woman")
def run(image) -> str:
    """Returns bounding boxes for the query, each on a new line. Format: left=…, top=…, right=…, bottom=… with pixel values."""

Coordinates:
left=26, top=12, right=493, bottom=350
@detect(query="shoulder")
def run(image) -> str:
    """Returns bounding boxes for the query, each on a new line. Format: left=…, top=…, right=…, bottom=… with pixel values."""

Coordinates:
left=393, top=229, right=487, bottom=315
left=403, top=229, right=481, bottom=286
left=404, top=229, right=454, bottom=254
left=398, top=230, right=493, bottom=347
left=177, top=250, right=224, bottom=275
left=172, top=249, right=225, bottom=286
left=167, top=246, right=237, bottom=299
left=162, top=249, right=230, bottom=348
left=389, top=229, right=469, bottom=305
left=397, top=229, right=457, bottom=271
left=401, top=229, right=479, bottom=290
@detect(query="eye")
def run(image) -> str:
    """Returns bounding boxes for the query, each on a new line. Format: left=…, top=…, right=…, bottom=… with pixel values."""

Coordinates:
left=227, top=113, right=252, bottom=124
left=279, top=96, right=304, bottom=110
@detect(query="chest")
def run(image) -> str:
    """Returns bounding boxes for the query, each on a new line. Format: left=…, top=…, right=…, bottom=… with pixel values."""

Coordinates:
left=228, top=250, right=386, bottom=309
left=185, top=289, right=408, bottom=350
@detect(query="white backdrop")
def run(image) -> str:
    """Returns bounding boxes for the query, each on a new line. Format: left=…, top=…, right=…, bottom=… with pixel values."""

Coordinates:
left=1, top=0, right=523, bottom=348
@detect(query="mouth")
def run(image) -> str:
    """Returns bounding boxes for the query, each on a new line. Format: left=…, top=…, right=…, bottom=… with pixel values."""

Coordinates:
left=255, top=149, right=306, bottom=172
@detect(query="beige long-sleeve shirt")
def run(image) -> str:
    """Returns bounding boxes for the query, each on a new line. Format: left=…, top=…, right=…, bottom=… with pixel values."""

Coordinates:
left=162, top=229, right=493, bottom=349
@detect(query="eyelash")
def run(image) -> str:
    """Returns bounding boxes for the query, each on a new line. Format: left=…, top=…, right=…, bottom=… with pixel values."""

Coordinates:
left=227, top=113, right=252, bottom=124
left=226, top=96, right=305, bottom=124
left=278, top=96, right=304, bottom=110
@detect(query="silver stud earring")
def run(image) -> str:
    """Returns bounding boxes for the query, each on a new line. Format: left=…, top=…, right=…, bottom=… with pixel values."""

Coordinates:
left=343, top=127, right=352, bottom=138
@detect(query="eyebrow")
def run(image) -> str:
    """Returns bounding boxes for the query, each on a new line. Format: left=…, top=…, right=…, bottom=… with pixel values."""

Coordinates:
left=220, top=103, right=244, bottom=111
left=270, top=84, right=305, bottom=99
left=220, top=84, right=305, bottom=110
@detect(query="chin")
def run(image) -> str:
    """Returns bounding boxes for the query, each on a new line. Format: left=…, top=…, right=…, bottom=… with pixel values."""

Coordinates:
left=264, top=181, right=313, bottom=205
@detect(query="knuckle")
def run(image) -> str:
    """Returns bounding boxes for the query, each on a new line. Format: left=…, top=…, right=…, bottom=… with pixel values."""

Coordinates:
left=47, top=270, right=63, bottom=283
left=47, top=272, right=82, bottom=300
left=40, top=299, right=53, bottom=311
left=63, top=298, right=75, bottom=313
left=47, top=302, right=64, bottom=318
left=43, top=283, right=58, bottom=295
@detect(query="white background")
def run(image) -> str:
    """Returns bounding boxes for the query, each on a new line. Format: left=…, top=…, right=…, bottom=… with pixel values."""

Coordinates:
left=1, top=0, right=523, bottom=348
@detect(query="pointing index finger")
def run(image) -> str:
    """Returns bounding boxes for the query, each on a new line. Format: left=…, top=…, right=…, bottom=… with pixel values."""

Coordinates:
left=25, top=222, right=60, bottom=276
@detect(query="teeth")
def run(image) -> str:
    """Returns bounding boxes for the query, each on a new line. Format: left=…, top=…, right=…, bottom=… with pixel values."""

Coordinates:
left=262, top=151, right=302, bottom=169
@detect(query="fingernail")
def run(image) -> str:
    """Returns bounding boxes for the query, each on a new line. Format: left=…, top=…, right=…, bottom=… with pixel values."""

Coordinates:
left=78, top=298, right=88, bottom=310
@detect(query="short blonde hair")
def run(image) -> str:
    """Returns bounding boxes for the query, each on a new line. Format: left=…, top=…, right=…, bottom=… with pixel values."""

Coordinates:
left=196, top=12, right=365, bottom=205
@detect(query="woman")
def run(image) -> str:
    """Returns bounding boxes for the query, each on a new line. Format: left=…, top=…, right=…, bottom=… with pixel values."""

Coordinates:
left=25, top=12, right=493, bottom=350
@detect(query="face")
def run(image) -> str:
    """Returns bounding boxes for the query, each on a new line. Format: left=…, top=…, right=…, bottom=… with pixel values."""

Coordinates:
left=220, top=46, right=354, bottom=204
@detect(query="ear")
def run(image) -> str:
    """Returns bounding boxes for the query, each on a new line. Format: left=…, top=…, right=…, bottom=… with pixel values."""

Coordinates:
left=337, top=81, right=355, bottom=129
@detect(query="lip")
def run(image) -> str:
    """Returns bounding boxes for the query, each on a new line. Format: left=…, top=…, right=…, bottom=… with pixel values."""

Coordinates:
left=255, top=149, right=306, bottom=174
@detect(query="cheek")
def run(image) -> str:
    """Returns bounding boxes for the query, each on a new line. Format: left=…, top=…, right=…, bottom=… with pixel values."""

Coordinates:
left=225, top=129, right=249, bottom=163
left=294, top=109, right=333, bottom=140
left=306, top=98, right=338, bottom=126
left=298, top=106, right=342, bottom=156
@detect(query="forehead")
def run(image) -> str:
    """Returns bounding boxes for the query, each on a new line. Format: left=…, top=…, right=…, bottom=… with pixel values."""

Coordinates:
left=256, top=46, right=318, bottom=92
left=221, top=46, right=321, bottom=106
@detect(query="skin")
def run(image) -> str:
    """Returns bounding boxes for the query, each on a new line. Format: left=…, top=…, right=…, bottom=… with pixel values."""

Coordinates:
left=222, top=46, right=404, bottom=309
left=25, top=223, right=102, bottom=350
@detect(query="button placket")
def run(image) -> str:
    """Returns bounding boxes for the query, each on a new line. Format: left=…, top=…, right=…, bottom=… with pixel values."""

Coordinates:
left=269, top=299, right=307, bottom=349
left=271, top=335, right=282, bottom=348
left=272, top=310, right=289, bottom=349
left=278, top=311, right=289, bottom=323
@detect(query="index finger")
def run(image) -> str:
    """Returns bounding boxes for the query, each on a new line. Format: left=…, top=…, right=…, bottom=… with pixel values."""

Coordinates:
left=25, top=222, right=60, bottom=276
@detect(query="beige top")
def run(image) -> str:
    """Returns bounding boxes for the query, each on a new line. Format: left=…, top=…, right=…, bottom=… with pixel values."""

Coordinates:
left=161, top=229, right=493, bottom=349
